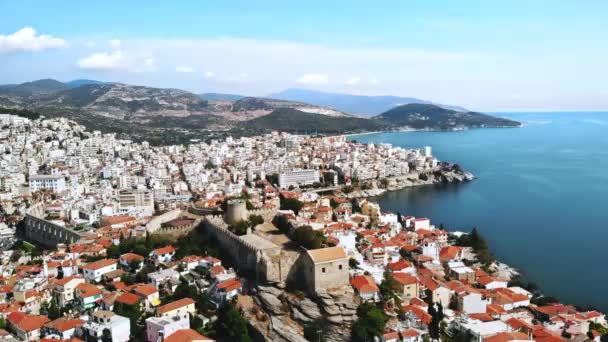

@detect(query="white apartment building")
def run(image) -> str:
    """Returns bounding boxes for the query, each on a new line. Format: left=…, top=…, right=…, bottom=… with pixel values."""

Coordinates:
left=83, top=311, right=130, bottom=342
left=29, top=174, right=66, bottom=193
left=146, top=313, right=190, bottom=342
left=278, top=169, right=318, bottom=189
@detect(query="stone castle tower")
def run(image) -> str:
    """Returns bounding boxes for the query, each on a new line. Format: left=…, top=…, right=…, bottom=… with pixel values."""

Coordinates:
left=225, top=199, right=247, bottom=225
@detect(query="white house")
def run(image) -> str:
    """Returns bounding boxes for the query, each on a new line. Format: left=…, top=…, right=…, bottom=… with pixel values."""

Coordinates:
left=83, top=311, right=130, bottom=342
left=146, top=312, right=190, bottom=342
left=82, top=259, right=117, bottom=282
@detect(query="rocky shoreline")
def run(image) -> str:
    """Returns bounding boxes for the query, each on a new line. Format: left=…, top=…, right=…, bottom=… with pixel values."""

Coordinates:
left=344, top=163, right=475, bottom=199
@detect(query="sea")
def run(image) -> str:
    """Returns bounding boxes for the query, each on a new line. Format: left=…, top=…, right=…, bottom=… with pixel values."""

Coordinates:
left=349, top=112, right=608, bottom=311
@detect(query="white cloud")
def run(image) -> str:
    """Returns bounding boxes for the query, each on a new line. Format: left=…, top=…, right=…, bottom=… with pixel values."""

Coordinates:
left=296, top=73, right=329, bottom=85
left=77, top=50, right=125, bottom=70
left=345, top=77, right=361, bottom=85
left=203, top=71, right=216, bottom=79
left=369, top=78, right=379, bottom=85
left=0, top=27, right=66, bottom=53
left=77, top=39, right=155, bottom=72
left=175, top=66, right=195, bottom=73
left=109, top=39, right=121, bottom=50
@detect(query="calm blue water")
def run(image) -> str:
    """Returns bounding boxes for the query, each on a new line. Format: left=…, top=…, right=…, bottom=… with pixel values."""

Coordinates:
left=351, top=112, right=608, bottom=311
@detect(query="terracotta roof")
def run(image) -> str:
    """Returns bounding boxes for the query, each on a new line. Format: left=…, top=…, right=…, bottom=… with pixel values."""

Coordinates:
left=152, top=246, right=176, bottom=255
left=402, top=305, right=431, bottom=324
left=7, top=312, right=49, bottom=332
left=350, top=275, right=379, bottom=293
left=133, top=284, right=159, bottom=297
left=115, top=292, right=142, bottom=305
left=216, top=278, right=242, bottom=292
left=393, top=272, right=418, bottom=286
left=44, top=318, right=85, bottom=332
left=484, top=332, right=531, bottom=342
left=387, top=259, right=412, bottom=272
left=163, top=329, right=213, bottom=342
left=157, top=298, right=195, bottom=314
left=439, top=246, right=462, bottom=260
left=506, top=317, right=533, bottom=330
left=306, top=246, right=347, bottom=263
left=82, top=258, right=116, bottom=271
left=75, top=283, right=102, bottom=298
left=119, top=253, right=144, bottom=262
left=100, top=216, right=136, bottom=225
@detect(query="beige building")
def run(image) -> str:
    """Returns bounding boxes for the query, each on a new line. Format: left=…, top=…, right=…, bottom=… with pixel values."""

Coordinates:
left=393, top=272, right=420, bottom=304
left=302, top=246, right=349, bottom=293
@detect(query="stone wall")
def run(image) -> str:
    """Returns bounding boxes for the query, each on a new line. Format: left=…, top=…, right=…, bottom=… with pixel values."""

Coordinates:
left=145, top=209, right=183, bottom=233
left=24, top=203, right=85, bottom=247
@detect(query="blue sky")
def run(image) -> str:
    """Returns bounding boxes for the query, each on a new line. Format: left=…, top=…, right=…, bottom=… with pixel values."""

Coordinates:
left=1, top=0, right=607, bottom=111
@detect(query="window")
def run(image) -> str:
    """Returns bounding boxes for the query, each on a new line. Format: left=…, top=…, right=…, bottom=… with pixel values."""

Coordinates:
left=338, top=264, right=342, bottom=270
left=322, top=267, right=326, bottom=273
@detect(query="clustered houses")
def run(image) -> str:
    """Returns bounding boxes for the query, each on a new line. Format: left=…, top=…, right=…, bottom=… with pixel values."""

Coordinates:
left=1, top=114, right=439, bottom=248
left=0, top=114, right=605, bottom=342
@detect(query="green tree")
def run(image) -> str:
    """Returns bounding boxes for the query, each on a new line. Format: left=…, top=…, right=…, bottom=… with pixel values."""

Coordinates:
left=349, top=258, right=360, bottom=269
left=293, top=225, right=327, bottom=250
left=280, top=196, right=304, bottom=214
left=427, top=302, right=444, bottom=340
left=351, top=302, right=386, bottom=342
left=228, top=220, right=250, bottom=236
left=248, top=214, right=264, bottom=227
left=304, top=319, right=328, bottom=342
left=47, top=298, right=61, bottom=320
left=379, top=271, right=400, bottom=301
left=214, top=303, right=252, bottom=342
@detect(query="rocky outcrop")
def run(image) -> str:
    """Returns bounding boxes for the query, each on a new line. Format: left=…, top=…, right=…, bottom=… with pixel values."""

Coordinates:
left=250, top=285, right=360, bottom=342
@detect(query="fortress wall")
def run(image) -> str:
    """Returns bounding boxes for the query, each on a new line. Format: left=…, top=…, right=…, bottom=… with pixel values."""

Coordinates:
left=24, top=203, right=85, bottom=247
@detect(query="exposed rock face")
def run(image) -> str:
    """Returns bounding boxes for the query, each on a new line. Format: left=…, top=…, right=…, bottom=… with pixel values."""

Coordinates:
left=251, top=285, right=360, bottom=342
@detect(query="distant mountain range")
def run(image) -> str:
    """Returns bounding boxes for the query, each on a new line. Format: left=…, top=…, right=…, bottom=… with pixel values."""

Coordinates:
left=268, top=88, right=468, bottom=116
left=199, top=93, right=245, bottom=101
left=0, top=79, right=520, bottom=145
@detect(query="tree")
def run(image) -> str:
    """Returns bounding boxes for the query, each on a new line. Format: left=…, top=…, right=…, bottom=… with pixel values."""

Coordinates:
left=351, top=302, right=386, bottom=342
left=102, top=328, right=113, bottom=342
left=47, top=298, right=61, bottom=320
left=349, top=258, right=360, bottom=269
left=379, top=271, right=400, bottom=301
left=228, top=220, right=250, bottom=236
left=280, top=196, right=304, bottom=214
left=304, top=319, right=328, bottom=342
left=293, top=226, right=327, bottom=250
left=427, top=302, right=444, bottom=340
left=214, top=303, right=252, bottom=342
left=248, top=214, right=264, bottom=227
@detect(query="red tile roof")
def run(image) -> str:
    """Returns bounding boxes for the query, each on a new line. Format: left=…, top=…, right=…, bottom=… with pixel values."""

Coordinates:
left=115, top=292, right=142, bottom=305
left=163, top=329, right=213, bottom=342
left=350, top=275, right=379, bottom=293
left=7, top=312, right=49, bottom=332
left=157, top=298, right=195, bottom=314
left=82, top=258, right=116, bottom=271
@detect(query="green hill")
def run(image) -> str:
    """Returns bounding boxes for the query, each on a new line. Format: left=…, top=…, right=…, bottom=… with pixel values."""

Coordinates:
left=374, top=103, right=520, bottom=129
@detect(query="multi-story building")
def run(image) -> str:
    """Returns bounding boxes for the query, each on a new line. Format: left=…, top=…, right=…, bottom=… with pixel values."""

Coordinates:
left=278, top=169, right=318, bottom=189
left=118, top=189, right=154, bottom=216
left=145, top=313, right=190, bottom=342
left=29, top=174, right=66, bottom=193
left=83, top=311, right=131, bottom=342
